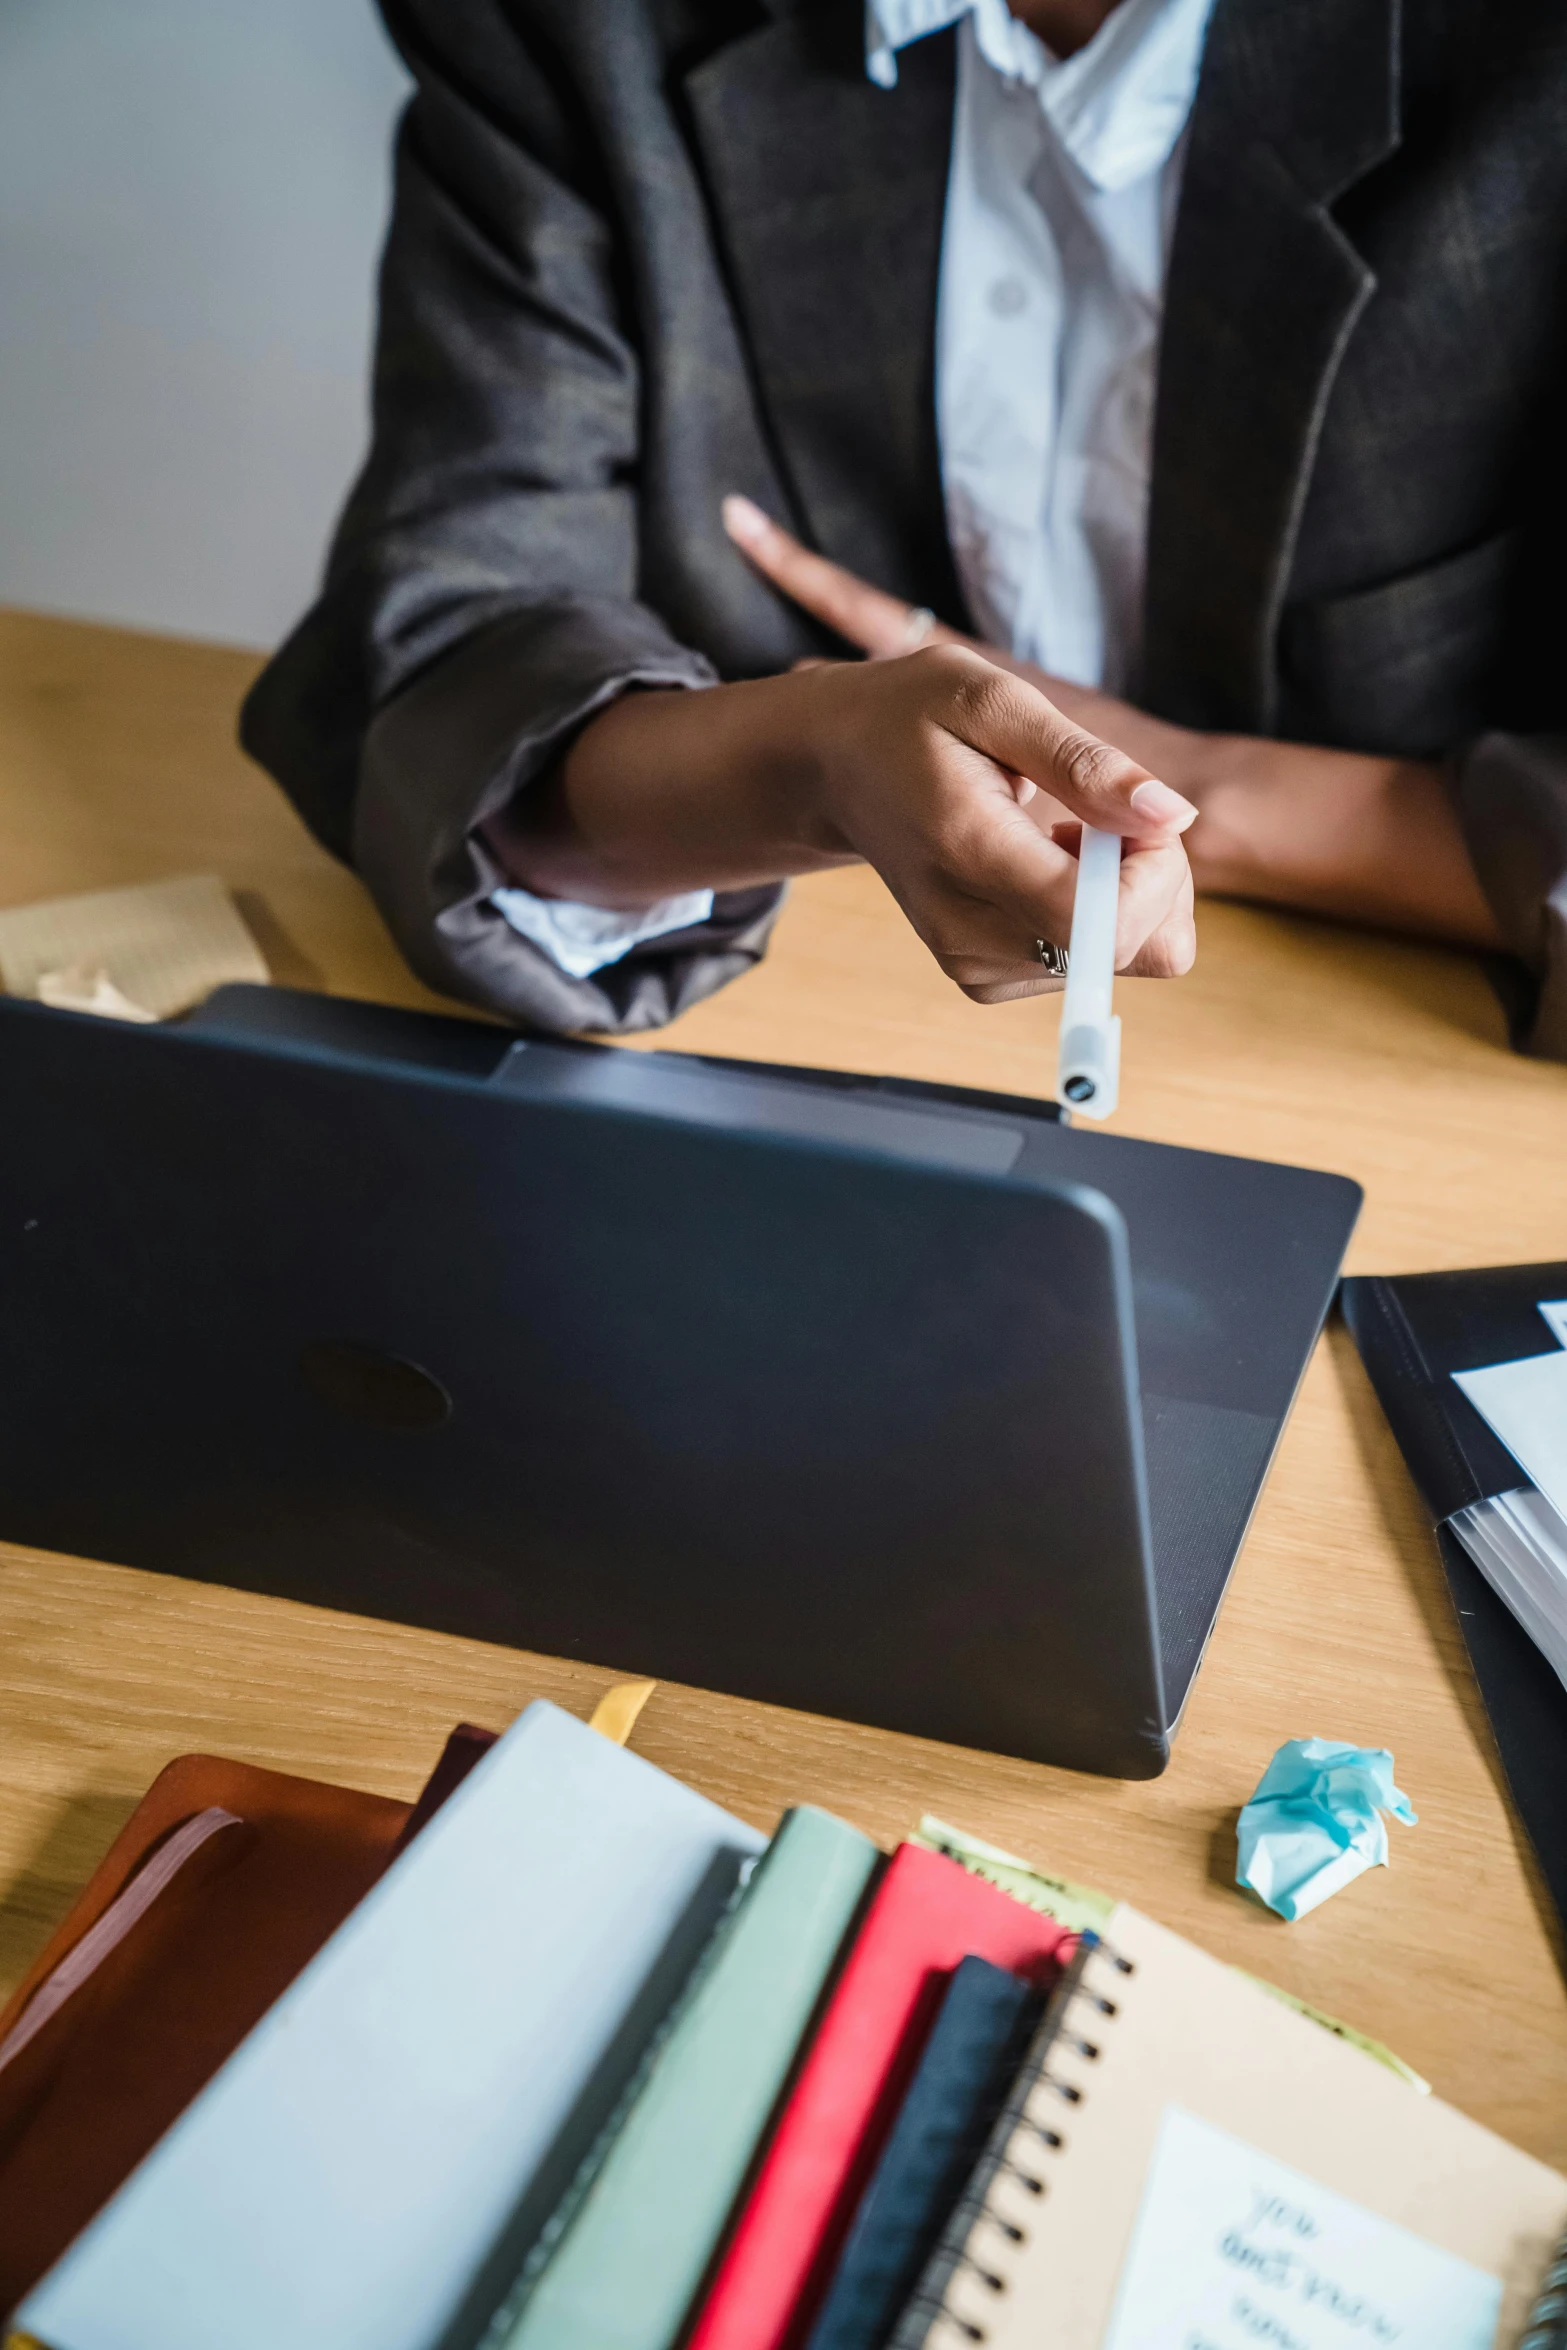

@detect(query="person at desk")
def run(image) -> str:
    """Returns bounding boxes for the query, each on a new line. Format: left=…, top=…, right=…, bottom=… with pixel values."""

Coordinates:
left=242, top=0, right=1567, bottom=1056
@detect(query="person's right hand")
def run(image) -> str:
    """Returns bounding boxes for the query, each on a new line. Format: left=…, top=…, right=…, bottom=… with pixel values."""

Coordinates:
left=491, top=587, right=1199, bottom=1004
left=771, top=641, right=1197, bottom=1002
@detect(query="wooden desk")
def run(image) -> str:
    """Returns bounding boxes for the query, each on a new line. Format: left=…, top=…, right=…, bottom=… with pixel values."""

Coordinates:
left=3, top=606, right=1565, bottom=2163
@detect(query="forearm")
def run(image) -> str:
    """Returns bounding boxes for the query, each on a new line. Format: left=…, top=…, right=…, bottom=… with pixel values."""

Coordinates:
left=1003, top=668, right=1503, bottom=952
left=483, top=641, right=1199, bottom=1002
left=1180, top=738, right=1503, bottom=949
left=485, top=676, right=856, bottom=909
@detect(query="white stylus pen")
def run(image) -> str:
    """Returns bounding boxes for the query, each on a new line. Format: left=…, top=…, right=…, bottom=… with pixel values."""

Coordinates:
left=1055, top=823, right=1121, bottom=1120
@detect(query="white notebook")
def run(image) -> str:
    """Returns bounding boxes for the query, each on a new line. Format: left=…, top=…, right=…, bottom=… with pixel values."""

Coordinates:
left=17, top=1701, right=764, bottom=2350
left=894, top=1905, right=1567, bottom=2350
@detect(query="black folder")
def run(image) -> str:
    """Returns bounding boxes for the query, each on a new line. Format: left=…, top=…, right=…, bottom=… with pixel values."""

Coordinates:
left=1340, top=1264, right=1567, bottom=1939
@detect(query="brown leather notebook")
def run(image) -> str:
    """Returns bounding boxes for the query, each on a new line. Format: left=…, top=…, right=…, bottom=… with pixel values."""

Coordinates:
left=0, top=1734, right=493, bottom=2314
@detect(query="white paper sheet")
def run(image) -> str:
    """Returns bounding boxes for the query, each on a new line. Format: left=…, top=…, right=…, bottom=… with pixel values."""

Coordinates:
left=1538, top=1300, right=1567, bottom=1348
left=1453, top=1346, right=1567, bottom=1528
left=1449, top=1486, right=1567, bottom=1693
left=1102, top=2108, right=1502, bottom=2350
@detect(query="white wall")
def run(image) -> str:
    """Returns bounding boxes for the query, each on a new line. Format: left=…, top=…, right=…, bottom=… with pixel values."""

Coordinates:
left=0, top=0, right=411, bottom=649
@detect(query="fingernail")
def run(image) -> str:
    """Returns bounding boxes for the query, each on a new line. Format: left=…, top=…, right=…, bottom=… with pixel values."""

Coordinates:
left=1129, top=778, right=1197, bottom=829
left=722, top=493, right=768, bottom=544
left=1012, top=774, right=1037, bottom=805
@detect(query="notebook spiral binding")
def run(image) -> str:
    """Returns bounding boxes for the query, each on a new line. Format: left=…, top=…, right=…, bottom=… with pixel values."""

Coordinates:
left=1520, top=2227, right=1567, bottom=2350
left=892, top=1934, right=1133, bottom=2349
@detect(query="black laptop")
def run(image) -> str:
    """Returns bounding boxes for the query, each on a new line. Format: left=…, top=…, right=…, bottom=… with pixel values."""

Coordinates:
left=0, top=986, right=1360, bottom=1777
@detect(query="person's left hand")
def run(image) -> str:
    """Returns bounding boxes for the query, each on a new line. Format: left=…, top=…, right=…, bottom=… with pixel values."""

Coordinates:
left=721, top=494, right=1207, bottom=790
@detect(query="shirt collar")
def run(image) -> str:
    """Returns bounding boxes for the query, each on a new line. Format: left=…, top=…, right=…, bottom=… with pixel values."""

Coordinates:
left=864, top=0, right=1217, bottom=192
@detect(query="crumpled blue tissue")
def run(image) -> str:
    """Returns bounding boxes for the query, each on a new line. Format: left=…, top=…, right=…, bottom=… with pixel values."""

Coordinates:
left=1235, top=1738, right=1417, bottom=1921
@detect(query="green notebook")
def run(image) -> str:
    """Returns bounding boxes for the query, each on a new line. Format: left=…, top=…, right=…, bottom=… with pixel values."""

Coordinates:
left=493, top=1805, right=880, bottom=2350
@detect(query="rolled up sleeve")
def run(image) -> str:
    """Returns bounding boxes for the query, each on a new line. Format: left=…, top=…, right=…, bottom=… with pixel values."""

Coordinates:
left=354, top=602, right=783, bottom=1031
left=238, top=0, right=784, bottom=1034
left=1451, top=731, right=1567, bottom=1061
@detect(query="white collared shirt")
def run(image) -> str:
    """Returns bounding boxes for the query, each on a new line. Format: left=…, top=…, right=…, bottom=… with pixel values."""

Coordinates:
left=499, top=0, right=1216, bottom=976
left=920, top=0, right=1214, bottom=689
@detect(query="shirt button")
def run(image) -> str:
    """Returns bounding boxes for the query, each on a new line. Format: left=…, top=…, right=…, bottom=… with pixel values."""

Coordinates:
left=988, top=276, right=1028, bottom=318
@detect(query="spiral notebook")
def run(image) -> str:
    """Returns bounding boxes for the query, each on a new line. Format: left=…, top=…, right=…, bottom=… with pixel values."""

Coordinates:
left=684, top=1840, right=1071, bottom=2350
left=892, top=1905, right=1567, bottom=2350
left=806, top=1956, right=1046, bottom=2350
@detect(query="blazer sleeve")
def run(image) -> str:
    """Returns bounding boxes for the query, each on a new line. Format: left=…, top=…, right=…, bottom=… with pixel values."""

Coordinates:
left=1452, top=732, right=1567, bottom=1062
left=238, top=0, right=783, bottom=1034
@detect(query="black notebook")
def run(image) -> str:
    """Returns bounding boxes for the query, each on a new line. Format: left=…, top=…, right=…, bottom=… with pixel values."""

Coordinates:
left=807, top=1956, right=1045, bottom=2350
left=1340, top=1262, right=1567, bottom=1936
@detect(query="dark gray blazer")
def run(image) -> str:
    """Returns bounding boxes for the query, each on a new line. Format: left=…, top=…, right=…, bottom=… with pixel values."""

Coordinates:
left=242, top=0, right=1567, bottom=1054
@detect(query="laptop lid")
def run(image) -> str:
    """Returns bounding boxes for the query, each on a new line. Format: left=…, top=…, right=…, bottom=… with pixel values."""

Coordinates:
left=0, top=988, right=1360, bottom=1777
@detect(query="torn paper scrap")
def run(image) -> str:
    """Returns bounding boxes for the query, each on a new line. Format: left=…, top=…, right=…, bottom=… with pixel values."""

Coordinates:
left=912, top=1814, right=1114, bottom=1936
left=34, top=963, right=160, bottom=1023
left=0, top=874, right=268, bottom=1021
left=1236, top=1737, right=1416, bottom=1922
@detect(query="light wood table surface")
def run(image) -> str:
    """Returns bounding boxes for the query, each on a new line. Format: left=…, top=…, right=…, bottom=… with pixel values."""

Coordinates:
left=2, top=606, right=1566, bottom=2165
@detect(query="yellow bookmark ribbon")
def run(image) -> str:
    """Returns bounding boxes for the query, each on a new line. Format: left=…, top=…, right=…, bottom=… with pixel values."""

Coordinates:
left=587, top=1679, right=658, bottom=1747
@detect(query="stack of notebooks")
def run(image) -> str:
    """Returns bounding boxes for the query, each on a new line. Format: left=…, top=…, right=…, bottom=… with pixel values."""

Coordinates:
left=3, top=1701, right=1565, bottom=2350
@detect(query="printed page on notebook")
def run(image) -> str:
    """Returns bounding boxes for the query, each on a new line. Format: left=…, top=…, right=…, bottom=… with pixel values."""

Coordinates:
left=16, top=1701, right=764, bottom=2350
left=686, top=1840, right=1071, bottom=2350
left=897, top=1905, right=1567, bottom=2350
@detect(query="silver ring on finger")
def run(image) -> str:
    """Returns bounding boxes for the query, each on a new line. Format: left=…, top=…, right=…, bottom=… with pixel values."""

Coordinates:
left=1035, top=939, right=1070, bottom=978
left=901, top=605, right=937, bottom=650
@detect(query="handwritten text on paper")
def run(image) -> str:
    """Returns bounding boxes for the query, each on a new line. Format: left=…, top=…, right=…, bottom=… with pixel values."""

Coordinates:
left=1100, top=2108, right=1502, bottom=2350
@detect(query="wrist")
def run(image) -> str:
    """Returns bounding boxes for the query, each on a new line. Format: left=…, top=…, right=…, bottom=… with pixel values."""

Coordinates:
left=1177, top=734, right=1274, bottom=897
left=1177, top=735, right=1504, bottom=950
left=777, top=665, right=876, bottom=863
left=491, top=672, right=856, bottom=909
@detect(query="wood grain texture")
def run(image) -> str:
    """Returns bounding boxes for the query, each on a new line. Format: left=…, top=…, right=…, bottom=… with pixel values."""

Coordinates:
left=2, top=607, right=1565, bottom=2162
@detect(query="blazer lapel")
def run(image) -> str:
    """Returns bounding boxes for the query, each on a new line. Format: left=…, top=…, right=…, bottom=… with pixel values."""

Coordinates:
left=1141, top=0, right=1402, bottom=731
left=683, top=9, right=967, bottom=621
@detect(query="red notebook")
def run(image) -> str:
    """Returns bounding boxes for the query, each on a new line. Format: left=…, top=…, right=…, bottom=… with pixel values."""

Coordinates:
left=684, top=1840, right=1073, bottom=2350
